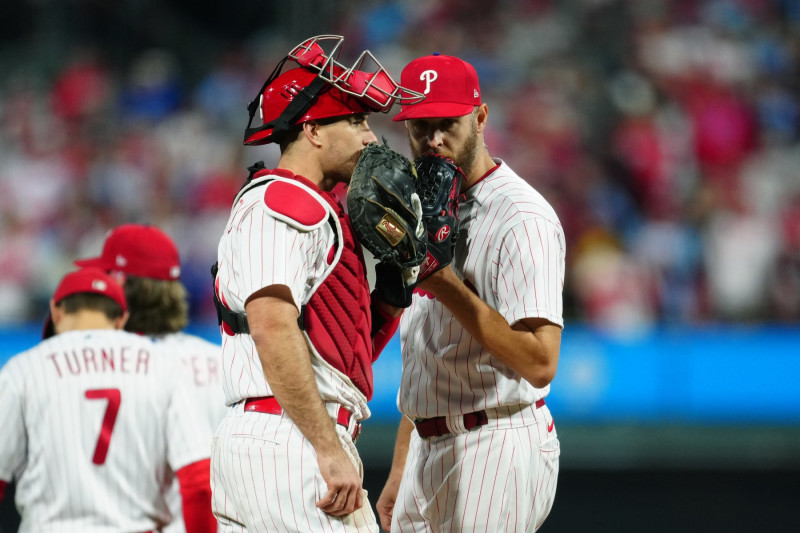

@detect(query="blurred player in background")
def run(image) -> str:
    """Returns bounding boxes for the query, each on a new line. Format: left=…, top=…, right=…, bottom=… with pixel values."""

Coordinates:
left=0, top=267, right=216, bottom=532
left=376, top=53, right=565, bottom=532
left=75, top=223, right=225, bottom=533
left=209, top=35, right=421, bottom=532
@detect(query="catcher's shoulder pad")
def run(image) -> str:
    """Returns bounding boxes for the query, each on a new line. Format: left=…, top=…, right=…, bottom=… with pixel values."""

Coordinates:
left=262, top=178, right=329, bottom=231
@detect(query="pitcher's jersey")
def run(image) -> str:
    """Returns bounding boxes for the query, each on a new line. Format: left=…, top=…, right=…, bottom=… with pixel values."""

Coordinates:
left=215, top=172, right=370, bottom=421
left=398, top=160, right=566, bottom=419
left=159, top=332, right=225, bottom=533
left=0, top=329, right=212, bottom=533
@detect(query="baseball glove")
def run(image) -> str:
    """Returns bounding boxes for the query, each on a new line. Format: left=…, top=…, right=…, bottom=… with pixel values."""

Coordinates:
left=347, top=141, right=427, bottom=306
left=414, top=154, right=465, bottom=280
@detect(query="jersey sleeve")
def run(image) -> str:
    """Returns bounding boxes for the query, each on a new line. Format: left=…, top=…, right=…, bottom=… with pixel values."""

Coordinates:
left=495, top=217, right=566, bottom=328
left=0, top=357, right=28, bottom=482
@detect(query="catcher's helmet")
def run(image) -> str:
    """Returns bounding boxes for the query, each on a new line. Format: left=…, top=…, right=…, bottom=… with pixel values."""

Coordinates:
left=244, top=67, right=371, bottom=146
left=244, top=35, right=424, bottom=146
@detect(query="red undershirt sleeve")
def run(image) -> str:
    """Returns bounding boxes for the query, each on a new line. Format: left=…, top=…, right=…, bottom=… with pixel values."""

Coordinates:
left=175, top=459, right=216, bottom=533
left=371, top=294, right=402, bottom=358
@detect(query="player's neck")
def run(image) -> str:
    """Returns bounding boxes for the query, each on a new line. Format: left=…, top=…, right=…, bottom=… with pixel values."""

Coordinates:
left=54, top=311, right=119, bottom=334
left=276, top=153, right=325, bottom=190
left=464, top=150, right=497, bottom=189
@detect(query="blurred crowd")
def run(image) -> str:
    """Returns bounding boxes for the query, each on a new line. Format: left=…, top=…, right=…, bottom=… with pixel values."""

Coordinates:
left=1, top=0, right=799, bottom=332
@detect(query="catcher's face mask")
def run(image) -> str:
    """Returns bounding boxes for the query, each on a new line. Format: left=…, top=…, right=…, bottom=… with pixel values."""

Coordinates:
left=244, top=35, right=424, bottom=146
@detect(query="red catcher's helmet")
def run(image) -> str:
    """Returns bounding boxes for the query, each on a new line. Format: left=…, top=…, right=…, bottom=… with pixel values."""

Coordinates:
left=244, top=35, right=424, bottom=146
left=244, top=67, right=371, bottom=146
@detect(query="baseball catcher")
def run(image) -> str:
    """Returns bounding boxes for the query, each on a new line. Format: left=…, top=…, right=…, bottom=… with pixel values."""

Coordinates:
left=211, top=35, right=430, bottom=531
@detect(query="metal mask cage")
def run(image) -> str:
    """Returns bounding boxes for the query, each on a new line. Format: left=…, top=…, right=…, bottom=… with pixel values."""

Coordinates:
left=288, top=35, right=425, bottom=112
left=244, top=35, right=425, bottom=145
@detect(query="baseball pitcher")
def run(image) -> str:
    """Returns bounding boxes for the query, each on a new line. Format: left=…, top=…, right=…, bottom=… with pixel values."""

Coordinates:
left=377, top=53, right=565, bottom=532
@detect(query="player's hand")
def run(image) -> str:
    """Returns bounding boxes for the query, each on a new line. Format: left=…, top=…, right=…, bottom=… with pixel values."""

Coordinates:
left=315, top=448, right=364, bottom=517
left=376, top=472, right=402, bottom=531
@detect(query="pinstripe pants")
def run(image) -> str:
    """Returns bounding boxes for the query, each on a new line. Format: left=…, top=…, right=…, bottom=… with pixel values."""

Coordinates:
left=392, top=403, right=559, bottom=532
left=210, top=403, right=378, bottom=533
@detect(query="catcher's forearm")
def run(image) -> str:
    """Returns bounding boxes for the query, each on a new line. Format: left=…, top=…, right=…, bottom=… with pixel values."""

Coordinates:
left=246, top=295, right=342, bottom=454
left=421, top=267, right=557, bottom=388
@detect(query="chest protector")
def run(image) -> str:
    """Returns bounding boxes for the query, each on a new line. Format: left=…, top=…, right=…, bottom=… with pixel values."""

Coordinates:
left=302, top=189, right=375, bottom=399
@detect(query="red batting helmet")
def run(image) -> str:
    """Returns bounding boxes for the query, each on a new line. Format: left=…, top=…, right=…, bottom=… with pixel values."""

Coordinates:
left=244, top=35, right=424, bottom=146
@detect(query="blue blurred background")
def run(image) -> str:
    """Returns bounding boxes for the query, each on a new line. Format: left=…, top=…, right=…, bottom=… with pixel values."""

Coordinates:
left=1, top=0, right=799, bottom=531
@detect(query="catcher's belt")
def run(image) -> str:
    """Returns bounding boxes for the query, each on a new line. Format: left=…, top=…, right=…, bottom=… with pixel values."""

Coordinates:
left=244, top=396, right=362, bottom=442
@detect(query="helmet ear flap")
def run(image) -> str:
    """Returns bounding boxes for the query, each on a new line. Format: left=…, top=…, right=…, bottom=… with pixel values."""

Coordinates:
left=243, top=56, right=290, bottom=145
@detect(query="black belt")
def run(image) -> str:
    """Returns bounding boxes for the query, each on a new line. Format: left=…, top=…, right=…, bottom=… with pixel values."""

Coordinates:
left=414, top=399, right=546, bottom=439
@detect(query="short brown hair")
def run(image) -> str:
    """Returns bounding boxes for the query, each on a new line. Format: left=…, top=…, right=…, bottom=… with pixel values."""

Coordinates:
left=123, top=275, right=189, bottom=335
left=58, top=293, right=125, bottom=320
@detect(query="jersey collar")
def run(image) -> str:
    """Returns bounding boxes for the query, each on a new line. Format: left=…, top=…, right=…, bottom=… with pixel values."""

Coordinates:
left=465, top=160, right=501, bottom=191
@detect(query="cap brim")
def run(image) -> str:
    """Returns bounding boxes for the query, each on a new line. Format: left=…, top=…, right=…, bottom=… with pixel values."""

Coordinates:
left=392, top=102, right=476, bottom=122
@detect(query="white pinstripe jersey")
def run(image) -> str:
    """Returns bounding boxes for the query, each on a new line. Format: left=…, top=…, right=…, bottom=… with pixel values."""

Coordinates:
left=398, top=160, right=566, bottom=419
left=215, top=174, right=371, bottom=421
left=157, top=332, right=226, bottom=444
left=159, top=332, right=225, bottom=533
left=0, top=329, right=212, bottom=533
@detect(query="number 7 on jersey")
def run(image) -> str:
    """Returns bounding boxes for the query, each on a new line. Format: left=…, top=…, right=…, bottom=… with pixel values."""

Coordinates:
left=85, top=388, right=121, bottom=465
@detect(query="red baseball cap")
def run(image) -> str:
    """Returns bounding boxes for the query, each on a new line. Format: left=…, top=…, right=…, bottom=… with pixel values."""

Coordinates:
left=43, top=267, right=128, bottom=339
left=53, top=267, right=128, bottom=312
left=393, top=53, right=481, bottom=121
left=75, top=224, right=181, bottom=281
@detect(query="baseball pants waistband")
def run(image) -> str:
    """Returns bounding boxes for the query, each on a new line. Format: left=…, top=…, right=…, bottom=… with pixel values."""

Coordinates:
left=414, top=398, right=546, bottom=439
left=243, top=396, right=361, bottom=442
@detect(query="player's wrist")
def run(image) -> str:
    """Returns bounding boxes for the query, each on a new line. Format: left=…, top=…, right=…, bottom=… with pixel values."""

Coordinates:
left=416, top=265, right=455, bottom=292
left=313, top=431, right=348, bottom=455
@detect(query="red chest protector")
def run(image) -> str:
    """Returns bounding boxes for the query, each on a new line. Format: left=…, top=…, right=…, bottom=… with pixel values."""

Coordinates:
left=301, top=190, right=375, bottom=399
